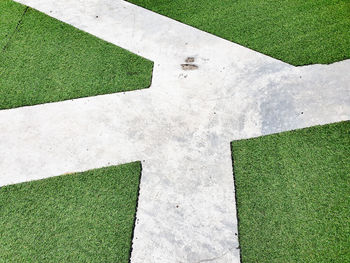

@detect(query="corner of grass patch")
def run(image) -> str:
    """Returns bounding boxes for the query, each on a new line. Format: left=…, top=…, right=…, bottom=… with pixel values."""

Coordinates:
left=0, top=1, right=154, bottom=110
left=231, top=121, right=350, bottom=263
left=0, top=161, right=143, bottom=262
left=126, top=0, right=350, bottom=66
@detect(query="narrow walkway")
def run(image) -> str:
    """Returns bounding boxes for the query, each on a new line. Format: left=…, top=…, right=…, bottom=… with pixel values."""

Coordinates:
left=1, top=0, right=349, bottom=262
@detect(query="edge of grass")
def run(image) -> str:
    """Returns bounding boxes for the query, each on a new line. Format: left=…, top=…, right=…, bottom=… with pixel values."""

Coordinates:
left=0, top=161, right=143, bottom=262
left=231, top=121, right=350, bottom=262
left=0, top=0, right=154, bottom=110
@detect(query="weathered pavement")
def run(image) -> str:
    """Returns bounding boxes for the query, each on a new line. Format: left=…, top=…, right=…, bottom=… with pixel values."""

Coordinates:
left=1, top=0, right=350, bottom=262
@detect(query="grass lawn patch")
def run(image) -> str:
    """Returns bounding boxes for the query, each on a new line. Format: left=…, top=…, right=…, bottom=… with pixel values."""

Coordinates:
left=0, top=0, right=153, bottom=110
left=0, top=162, right=142, bottom=262
left=127, top=0, right=350, bottom=65
left=232, top=121, right=350, bottom=262
left=0, top=0, right=25, bottom=48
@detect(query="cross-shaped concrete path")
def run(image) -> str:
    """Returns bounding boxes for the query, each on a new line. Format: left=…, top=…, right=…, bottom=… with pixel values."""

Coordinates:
left=1, top=0, right=349, bottom=262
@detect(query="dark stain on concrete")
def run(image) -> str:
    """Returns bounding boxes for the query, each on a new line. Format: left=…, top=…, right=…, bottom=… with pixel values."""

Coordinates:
left=181, top=64, right=198, bottom=70
left=185, top=57, right=195, bottom=63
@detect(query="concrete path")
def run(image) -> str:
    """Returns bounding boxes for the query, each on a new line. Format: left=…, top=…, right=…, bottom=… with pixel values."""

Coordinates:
left=1, top=0, right=349, bottom=262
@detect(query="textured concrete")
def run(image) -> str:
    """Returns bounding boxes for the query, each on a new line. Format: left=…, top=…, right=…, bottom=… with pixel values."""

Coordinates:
left=1, top=0, right=350, bottom=262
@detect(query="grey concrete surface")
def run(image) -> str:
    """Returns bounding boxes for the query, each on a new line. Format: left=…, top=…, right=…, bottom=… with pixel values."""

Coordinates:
left=1, top=0, right=349, bottom=262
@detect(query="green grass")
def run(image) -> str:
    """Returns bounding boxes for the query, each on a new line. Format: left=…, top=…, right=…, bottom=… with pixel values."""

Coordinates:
left=0, top=0, right=25, bottom=48
left=127, top=0, right=350, bottom=65
left=232, top=121, right=350, bottom=263
left=0, top=162, right=141, bottom=262
left=0, top=0, right=153, bottom=110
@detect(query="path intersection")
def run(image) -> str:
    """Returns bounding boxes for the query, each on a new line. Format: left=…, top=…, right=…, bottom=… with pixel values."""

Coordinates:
left=1, top=0, right=349, bottom=262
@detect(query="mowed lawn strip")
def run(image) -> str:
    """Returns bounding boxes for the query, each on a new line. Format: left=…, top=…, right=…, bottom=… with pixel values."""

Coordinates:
left=127, top=0, right=350, bottom=65
left=232, top=121, right=350, bottom=263
left=0, top=0, right=153, bottom=110
left=0, top=162, right=142, bottom=262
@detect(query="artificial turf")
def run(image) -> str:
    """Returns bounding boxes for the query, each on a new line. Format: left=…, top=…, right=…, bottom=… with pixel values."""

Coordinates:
left=0, top=162, right=142, bottom=262
left=232, top=121, right=350, bottom=263
left=127, top=0, right=350, bottom=66
left=0, top=0, right=153, bottom=110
